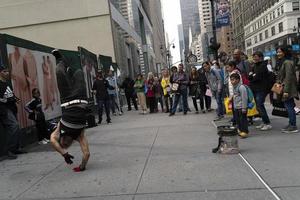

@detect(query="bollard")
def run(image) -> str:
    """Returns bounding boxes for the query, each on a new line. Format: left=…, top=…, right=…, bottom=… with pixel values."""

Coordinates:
left=212, top=126, right=239, bottom=154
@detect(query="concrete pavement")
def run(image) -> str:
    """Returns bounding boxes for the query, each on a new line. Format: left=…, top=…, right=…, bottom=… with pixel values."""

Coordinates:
left=1, top=106, right=300, bottom=200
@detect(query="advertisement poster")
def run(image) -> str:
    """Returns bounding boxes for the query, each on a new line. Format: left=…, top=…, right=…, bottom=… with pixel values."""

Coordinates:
left=7, top=44, right=61, bottom=128
left=216, top=0, right=230, bottom=28
left=78, top=47, right=97, bottom=103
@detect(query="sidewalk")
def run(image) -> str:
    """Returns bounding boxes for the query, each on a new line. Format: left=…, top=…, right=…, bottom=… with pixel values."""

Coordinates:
left=1, top=107, right=300, bottom=200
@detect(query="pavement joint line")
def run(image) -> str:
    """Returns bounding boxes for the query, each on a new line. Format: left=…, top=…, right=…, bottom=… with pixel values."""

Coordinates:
left=132, top=127, right=160, bottom=200
left=17, top=187, right=268, bottom=200
left=210, top=120, right=282, bottom=200
left=13, top=162, right=65, bottom=200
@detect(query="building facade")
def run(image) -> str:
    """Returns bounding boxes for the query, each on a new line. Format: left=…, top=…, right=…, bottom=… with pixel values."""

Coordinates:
left=180, top=0, right=201, bottom=57
left=231, top=0, right=246, bottom=51
left=0, top=0, right=167, bottom=78
left=244, top=0, right=300, bottom=60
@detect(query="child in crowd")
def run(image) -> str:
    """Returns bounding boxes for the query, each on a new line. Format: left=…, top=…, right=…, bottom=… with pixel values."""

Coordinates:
left=230, top=73, right=249, bottom=138
left=25, top=88, right=49, bottom=144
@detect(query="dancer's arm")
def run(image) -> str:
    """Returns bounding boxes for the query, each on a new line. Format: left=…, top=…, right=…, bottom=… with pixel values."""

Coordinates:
left=77, top=132, right=90, bottom=170
left=50, top=123, right=66, bottom=156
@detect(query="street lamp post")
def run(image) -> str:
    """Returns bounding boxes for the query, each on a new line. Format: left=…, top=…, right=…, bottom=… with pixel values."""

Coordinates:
left=209, top=0, right=219, bottom=60
left=293, top=26, right=300, bottom=45
left=161, top=43, right=175, bottom=72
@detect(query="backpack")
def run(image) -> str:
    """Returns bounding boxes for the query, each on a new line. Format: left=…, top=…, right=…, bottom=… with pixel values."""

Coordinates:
left=238, top=84, right=255, bottom=109
left=241, top=61, right=250, bottom=86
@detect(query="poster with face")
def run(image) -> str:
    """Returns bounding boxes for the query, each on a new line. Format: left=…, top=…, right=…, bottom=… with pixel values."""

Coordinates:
left=7, top=44, right=61, bottom=128
left=216, top=0, right=230, bottom=28
left=78, top=47, right=98, bottom=103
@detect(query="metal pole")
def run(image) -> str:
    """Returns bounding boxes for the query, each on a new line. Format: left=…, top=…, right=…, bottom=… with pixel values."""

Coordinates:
left=210, top=0, right=218, bottom=60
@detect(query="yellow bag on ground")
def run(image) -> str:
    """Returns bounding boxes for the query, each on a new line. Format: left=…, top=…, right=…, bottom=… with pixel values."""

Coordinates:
left=224, top=97, right=233, bottom=115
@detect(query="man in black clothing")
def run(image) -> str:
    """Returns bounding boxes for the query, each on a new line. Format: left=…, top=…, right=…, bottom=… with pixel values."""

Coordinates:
left=121, top=77, right=138, bottom=111
left=50, top=49, right=90, bottom=172
left=0, top=65, right=21, bottom=159
left=92, top=70, right=111, bottom=124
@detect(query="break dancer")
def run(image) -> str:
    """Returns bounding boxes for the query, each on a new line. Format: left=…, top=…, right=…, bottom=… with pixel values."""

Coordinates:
left=50, top=49, right=90, bottom=172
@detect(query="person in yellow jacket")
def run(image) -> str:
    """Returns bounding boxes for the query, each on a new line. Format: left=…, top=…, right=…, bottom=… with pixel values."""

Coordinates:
left=161, top=69, right=172, bottom=113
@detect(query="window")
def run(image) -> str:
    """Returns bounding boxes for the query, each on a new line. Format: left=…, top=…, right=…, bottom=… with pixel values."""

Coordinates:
left=271, top=26, right=276, bottom=36
left=254, top=35, right=258, bottom=43
left=293, top=2, right=300, bottom=11
left=277, top=8, right=280, bottom=16
left=279, top=22, right=283, bottom=32
left=281, top=5, right=284, bottom=14
left=273, top=11, right=275, bottom=19
left=259, top=33, right=263, bottom=41
left=265, top=30, right=269, bottom=38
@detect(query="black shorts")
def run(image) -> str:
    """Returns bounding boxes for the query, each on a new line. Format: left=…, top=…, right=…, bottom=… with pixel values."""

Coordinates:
left=59, top=123, right=83, bottom=140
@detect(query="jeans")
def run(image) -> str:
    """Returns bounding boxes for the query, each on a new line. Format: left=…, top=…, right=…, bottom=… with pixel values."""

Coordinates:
left=125, top=93, right=138, bottom=110
left=284, top=98, right=296, bottom=126
left=171, top=89, right=188, bottom=113
left=164, top=94, right=172, bottom=112
left=254, top=91, right=270, bottom=124
left=109, top=94, right=116, bottom=114
left=1, top=108, right=20, bottom=152
left=97, top=99, right=111, bottom=122
left=234, top=109, right=248, bottom=133
left=212, top=90, right=225, bottom=117
left=155, top=96, right=164, bottom=111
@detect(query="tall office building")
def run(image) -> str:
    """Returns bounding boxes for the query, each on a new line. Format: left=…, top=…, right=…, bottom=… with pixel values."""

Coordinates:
left=180, top=0, right=201, bottom=56
left=244, top=0, right=300, bottom=59
left=178, top=24, right=185, bottom=62
left=231, top=0, right=246, bottom=51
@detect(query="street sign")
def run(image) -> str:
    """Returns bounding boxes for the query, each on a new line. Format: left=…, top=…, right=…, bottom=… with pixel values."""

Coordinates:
left=187, top=54, right=197, bottom=63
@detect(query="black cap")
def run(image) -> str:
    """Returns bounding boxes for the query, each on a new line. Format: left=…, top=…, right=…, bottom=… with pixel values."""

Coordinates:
left=51, top=49, right=62, bottom=60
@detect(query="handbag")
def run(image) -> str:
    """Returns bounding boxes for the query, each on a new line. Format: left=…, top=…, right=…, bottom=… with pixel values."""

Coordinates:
left=271, top=83, right=284, bottom=95
left=272, top=100, right=288, bottom=118
left=171, top=83, right=179, bottom=93
left=224, top=97, right=233, bottom=115
left=205, top=88, right=212, bottom=97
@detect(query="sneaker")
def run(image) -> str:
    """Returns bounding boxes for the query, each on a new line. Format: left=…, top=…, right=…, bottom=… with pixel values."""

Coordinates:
left=119, top=112, right=123, bottom=116
left=143, top=110, right=147, bottom=114
left=169, top=112, right=175, bottom=117
left=38, top=140, right=48, bottom=145
left=113, top=113, right=117, bottom=116
left=195, top=111, right=199, bottom=114
left=239, top=132, right=248, bottom=139
left=7, top=151, right=17, bottom=159
left=255, top=124, right=264, bottom=129
left=282, top=126, right=298, bottom=133
left=201, top=109, right=206, bottom=113
left=43, top=138, right=50, bottom=143
left=260, top=124, right=272, bottom=131
left=183, top=111, right=187, bottom=115
left=107, top=120, right=112, bottom=124
left=213, top=115, right=224, bottom=121
left=281, top=125, right=290, bottom=132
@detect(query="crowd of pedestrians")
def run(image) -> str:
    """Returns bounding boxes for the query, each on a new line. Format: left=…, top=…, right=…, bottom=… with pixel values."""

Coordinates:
left=1, top=45, right=300, bottom=160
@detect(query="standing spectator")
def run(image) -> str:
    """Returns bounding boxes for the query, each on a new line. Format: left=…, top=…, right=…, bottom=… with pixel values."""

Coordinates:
left=134, top=74, right=147, bottom=114
left=25, top=88, right=49, bottom=144
left=0, top=65, right=22, bottom=159
left=233, top=49, right=251, bottom=86
left=249, top=51, right=272, bottom=131
left=203, top=61, right=224, bottom=121
left=230, top=73, right=249, bottom=138
left=106, top=69, right=119, bottom=116
left=154, top=76, right=164, bottom=112
left=276, top=46, right=299, bottom=133
left=92, top=70, right=111, bottom=124
left=161, top=69, right=172, bottom=113
left=121, top=76, right=138, bottom=111
left=189, top=66, right=200, bottom=113
left=225, top=61, right=241, bottom=125
left=198, top=67, right=211, bottom=112
left=146, top=72, right=156, bottom=113
left=169, top=64, right=189, bottom=116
